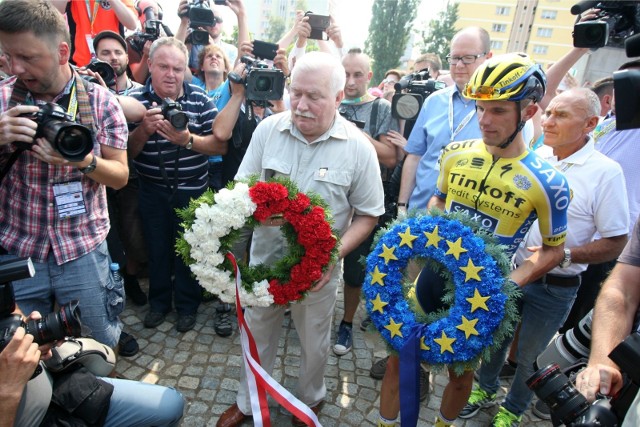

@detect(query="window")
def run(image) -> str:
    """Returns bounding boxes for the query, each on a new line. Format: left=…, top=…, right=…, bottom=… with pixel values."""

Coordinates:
left=541, top=10, right=557, bottom=19
left=491, top=40, right=503, bottom=50
left=532, top=45, right=548, bottom=55
left=492, top=24, right=507, bottom=33
left=537, top=28, right=553, bottom=37
left=496, top=6, right=510, bottom=15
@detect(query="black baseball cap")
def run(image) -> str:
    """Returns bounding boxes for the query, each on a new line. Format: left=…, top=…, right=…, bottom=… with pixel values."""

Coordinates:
left=93, top=30, right=128, bottom=53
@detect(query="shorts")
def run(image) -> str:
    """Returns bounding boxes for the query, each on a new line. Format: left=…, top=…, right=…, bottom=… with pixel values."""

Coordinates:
left=342, top=227, right=378, bottom=288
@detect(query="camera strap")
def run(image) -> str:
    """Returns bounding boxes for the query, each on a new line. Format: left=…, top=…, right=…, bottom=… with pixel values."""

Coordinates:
left=153, top=135, right=180, bottom=199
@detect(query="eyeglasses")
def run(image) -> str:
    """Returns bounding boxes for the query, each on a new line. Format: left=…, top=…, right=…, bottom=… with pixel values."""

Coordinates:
left=214, top=16, right=223, bottom=24
left=382, top=78, right=398, bottom=85
left=445, top=53, right=486, bottom=65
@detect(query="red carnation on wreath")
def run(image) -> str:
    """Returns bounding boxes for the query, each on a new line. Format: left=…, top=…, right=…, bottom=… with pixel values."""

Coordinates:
left=176, top=176, right=341, bottom=307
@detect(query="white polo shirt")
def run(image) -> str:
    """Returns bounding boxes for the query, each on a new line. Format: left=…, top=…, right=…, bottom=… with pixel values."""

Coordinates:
left=514, top=138, right=629, bottom=277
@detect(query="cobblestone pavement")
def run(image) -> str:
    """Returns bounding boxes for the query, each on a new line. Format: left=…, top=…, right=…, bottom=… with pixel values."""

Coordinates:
left=116, top=280, right=553, bottom=426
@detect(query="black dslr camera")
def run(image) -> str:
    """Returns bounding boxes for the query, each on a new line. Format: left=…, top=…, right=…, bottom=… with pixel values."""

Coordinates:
left=528, top=326, right=640, bottom=426
left=233, top=55, right=285, bottom=103
left=83, top=58, right=116, bottom=87
left=161, top=98, right=189, bottom=131
left=391, top=69, right=445, bottom=121
left=0, top=258, right=84, bottom=353
left=180, top=0, right=216, bottom=46
left=572, top=1, right=640, bottom=48
left=16, top=103, right=93, bottom=162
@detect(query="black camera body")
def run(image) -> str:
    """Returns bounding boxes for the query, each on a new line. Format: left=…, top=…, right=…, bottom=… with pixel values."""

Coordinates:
left=528, top=330, right=640, bottom=426
left=0, top=258, right=83, bottom=353
left=16, top=103, right=93, bottom=162
left=391, top=69, right=445, bottom=121
left=127, top=7, right=163, bottom=54
left=304, top=11, right=330, bottom=41
left=239, top=55, right=285, bottom=103
left=180, top=0, right=216, bottom=46
left=161, top=98, right=189, bottom=131
left=573, top=1, right=640, bottom=48
left=85, top=58, right=116, bottom=87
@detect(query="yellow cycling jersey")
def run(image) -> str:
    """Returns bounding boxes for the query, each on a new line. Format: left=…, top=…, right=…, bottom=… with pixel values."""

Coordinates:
left=434, top=139, right=570, bottom=255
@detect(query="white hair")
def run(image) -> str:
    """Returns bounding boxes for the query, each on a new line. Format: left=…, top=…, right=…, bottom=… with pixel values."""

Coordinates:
left=291, top=52, right=346, bottom=96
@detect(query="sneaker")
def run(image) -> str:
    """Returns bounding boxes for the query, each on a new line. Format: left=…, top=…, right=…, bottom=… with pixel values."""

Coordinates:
left=499, top=360, right=517, bottom=379
left=360, top=316, right=372, bottom=331
left=214, top=303, right=233, bottom=337
left=143, top=311, right=166, bottom=328
left=370, top=356, right=388, bottom=379
left=177, top=313, right=197, bottom=332
left=491, top=406, right=522, bottom=427
left=459, top=386, right=497, bottom=419
left=419, top=368, right=430, bottom=402
left=333, top=322, right=353, bottom=355
left=532, top=399, right=550, bottom=420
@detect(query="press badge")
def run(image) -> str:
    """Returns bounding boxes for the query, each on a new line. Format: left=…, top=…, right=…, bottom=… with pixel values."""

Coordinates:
left=53, top=181, right=87, bottom=218
left=86, top=35, right=95, bottom=58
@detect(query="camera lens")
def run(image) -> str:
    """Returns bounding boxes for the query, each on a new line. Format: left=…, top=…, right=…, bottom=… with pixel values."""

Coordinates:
left=48, top=123, right=94, bottom=162
left=255, top=76, right=272, bottom=92
left=23, top=300, right=83, bottom=345
left=527, top=363, right=590, bottom=425
left=191, top=29, right=210, bottom=46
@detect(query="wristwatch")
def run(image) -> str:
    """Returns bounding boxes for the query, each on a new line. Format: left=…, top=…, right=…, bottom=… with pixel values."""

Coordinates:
left=78, top=154, right=97, bottom=174
left=184, top=135, right=193, bottom=150
left=559, top=248, right=572, bottom=269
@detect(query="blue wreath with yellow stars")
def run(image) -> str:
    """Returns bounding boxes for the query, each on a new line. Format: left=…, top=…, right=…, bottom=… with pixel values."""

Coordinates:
left=363, top=210, right=519, bottom=374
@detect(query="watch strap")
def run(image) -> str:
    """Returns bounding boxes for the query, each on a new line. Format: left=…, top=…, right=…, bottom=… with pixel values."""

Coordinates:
left=78, top=154, right=97, bottom=174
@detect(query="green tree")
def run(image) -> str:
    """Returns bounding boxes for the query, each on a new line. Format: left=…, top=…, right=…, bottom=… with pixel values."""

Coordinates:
left=365, top=0, right=420, bottom=86
left=416, top=1, right=459, bottom=67
left=264, top=16, right=286, bottom=43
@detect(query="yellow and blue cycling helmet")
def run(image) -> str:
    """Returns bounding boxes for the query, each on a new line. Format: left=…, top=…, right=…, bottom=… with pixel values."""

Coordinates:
left=463, top=53, right=546, bottom=103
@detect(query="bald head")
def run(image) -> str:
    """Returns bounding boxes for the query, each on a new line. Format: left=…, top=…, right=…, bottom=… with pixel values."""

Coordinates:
left=555, top=87, right=601, bottom=119
left=342, top=51, right=373, bottom=100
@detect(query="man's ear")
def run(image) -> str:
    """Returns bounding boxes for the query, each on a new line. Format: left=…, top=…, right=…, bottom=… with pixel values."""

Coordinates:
left=335, top=89, right=344, bottom=107
left=522, top=102, right=539, bottom=121
left=585, top=115, right=599, bottom=133
left=58, top=42, right=70, bottom=64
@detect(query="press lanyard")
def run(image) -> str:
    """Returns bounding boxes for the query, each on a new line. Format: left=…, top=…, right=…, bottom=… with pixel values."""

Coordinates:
left=68, top=82, right=79, bottom=121
left=341, top=95, right=369, bottom=105
left=85, top=0, right=100, bottom=36
left=449, top=91, right=476, bottom=142
left=593, top=118, right=616, bottom=142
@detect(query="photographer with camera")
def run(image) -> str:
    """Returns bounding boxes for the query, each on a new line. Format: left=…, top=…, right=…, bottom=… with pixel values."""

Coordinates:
left=0, top=301, right=185, bottom=426
left=176, top=0, right=249, bottom=75
left=0, top=0, right=129, bottom=351
left=50, top=0, right=138, bottom=68
left=573, top=217, right=640, bottom=425
left=127, top=36, right=244, bottom=333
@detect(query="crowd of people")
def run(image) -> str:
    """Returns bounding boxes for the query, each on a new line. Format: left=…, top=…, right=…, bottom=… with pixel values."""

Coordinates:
left=1, top=0, right=640, bottom=426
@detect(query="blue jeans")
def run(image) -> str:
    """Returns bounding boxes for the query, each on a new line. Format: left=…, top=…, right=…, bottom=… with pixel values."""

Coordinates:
left=478, top=279, right=580, bottom=416
left=137, top=181, right=203, bottom=315
left=102, top=377, right=184, bottom=426
left=1, top=240, right=122, bottom=348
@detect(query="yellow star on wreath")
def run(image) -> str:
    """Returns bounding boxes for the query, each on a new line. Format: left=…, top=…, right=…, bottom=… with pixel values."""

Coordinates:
left=466, top=288, right=490, bottom=312
left=370, top=266, right=387, bottom=286
left=434, top=331, right=456, bottom=354
left=456, top=316, right=480, bottom=339
left=385, top=318, right=403, bottom=338
left=460, top=258, right=484, bottom=282
left=370, top=293, right=388, bottom=314
left=378, top=244, right=398, bottom=264
left=423, top=225, right=443, bottom=248
left=420, top=336, right=430, bottom=351
left=445, top=237, right=468, bottom=260
left=398, top=227, right=418, bottom=248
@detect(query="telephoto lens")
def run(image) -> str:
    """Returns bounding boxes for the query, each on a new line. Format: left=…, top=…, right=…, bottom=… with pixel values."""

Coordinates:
left=23, top=300, right=83, bottom=345
left=527, top=363, right=590, bottom=425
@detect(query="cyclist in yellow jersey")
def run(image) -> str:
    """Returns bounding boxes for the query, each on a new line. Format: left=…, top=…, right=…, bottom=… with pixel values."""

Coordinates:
left=416, top=53, right=570, bottom=427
